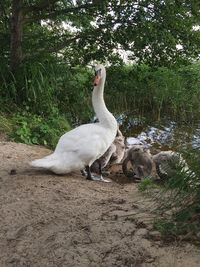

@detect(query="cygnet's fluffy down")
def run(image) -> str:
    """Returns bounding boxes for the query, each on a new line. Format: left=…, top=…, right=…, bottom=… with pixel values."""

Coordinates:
left=90, top=129, right=125, bottom=174
left=122, top=145, right=155, bottom=179
left=152, top=150, right=189, bottom=179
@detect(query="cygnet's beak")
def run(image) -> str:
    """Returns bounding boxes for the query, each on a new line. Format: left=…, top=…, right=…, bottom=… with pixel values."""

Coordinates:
left=93, top=75, right=101, bottom=86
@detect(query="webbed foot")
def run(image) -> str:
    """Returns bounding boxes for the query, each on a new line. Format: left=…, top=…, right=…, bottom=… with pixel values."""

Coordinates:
left=85, top=165, right=111, bottom=182
left=87, top=174, right=111, bottom=183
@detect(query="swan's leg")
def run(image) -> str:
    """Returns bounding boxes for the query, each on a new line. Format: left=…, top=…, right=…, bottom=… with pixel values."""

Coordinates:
left=85, top=164, right=111, bottom=182
left=98, top=159, right=103, bottom=176
left=85, top=165, right=93, bottom=180
left=81, top=169, right=87, bottom=176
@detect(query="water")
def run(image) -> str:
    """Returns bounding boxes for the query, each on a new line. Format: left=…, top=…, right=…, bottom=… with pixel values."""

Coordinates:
left=117, top=114, right=200, bottom=151
left=109, top=114, right=200, bottom=184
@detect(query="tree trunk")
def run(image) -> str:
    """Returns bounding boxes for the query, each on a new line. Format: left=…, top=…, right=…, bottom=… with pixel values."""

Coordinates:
left=10, top=0, right=24, bottom=73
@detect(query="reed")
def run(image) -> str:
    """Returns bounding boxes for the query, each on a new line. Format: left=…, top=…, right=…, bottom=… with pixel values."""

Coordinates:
left=106, top=63, right=200, bottom=122
left=0, top=60, right=93, bottom=122
left=0, top=61, right=200, bottom=125
left=141, top=149, right=200, bottom=241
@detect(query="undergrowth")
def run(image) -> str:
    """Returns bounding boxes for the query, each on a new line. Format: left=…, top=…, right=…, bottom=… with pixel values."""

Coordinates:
left=0, top=110, right=71, bottom=148
left=0, top=60, right=93, bottom=123
left=106, top=63, right=200, bottom=122
left=138, top=178, right=156, bottom=192
left=140, top=150, right=200, bottom=242
left=0, top=113, right=12, bottom=133
left=1, top=60, right=200, bottom=124
left=11, top=110, right=71, bottom=148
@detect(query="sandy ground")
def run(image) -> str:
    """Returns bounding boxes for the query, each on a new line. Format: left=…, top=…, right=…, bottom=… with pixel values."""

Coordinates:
left=0, top=141, right=200, bottom=267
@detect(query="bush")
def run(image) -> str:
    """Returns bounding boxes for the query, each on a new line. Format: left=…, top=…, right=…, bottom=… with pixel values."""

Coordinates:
left=106, top=62, right=200, bottom=122
left=0, top=60, right=93, bottom=124
left=147, top=149, right=200, bottom=241
left=10, top=110, right=71, bottom=148
left=1, top=60, right=200, bottom=124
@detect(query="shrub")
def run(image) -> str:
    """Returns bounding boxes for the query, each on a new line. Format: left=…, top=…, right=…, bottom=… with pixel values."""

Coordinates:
left=0, top=60, right=93, bottom=123
left=106, top=62, right=200, bottom=122
left=10, top=109, right=71, bottom=148
left=148, top=149, right=200, bottom=241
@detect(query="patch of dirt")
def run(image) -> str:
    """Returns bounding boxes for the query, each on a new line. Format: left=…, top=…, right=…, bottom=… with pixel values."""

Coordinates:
left=0, top=141, right=200, bottom=267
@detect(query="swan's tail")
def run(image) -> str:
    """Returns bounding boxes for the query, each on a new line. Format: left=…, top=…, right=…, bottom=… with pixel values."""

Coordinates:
left=30, top=152, right=83, bottom=174
left=30, top=154, right=57, bottom=169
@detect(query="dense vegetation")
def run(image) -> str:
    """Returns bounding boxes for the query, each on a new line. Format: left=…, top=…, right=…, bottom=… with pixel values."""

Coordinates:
left=139, top=149, right=200, bottom=242
left=2, top=0, right=199, bottom=72
left=106, top=63, right=200, bottom=121
left=0, top=0, right=200, bottom=239
left=1, top=61, right=200, bottom=146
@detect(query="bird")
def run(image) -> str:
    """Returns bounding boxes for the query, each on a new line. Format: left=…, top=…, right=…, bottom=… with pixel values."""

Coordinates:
left=90, top=128, right=125, bottom=174
left=152, top=150, right=188, bottom=180
left=30, top=64, right=118, bottom=181
left=122, top=145, right=154, bottom=180
left=110, top=128, right=125, bottom=164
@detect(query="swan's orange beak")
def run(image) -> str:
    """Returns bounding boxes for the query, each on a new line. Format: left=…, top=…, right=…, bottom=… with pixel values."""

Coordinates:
left=93, top=75, right=101, bottom=86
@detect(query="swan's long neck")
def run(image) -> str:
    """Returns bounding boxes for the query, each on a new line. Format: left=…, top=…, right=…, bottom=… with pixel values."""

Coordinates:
left=92, top=73, right=117, bottom=129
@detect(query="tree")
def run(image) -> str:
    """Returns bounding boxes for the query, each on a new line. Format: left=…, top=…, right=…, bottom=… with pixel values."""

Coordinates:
left=99, top=0, right=200, bottom=66
left=0, top=0, right=200, bottom=72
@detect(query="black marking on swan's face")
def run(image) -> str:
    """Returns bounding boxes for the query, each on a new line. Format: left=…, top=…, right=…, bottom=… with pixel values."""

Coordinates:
left=94, top=68, right=101, bottom=76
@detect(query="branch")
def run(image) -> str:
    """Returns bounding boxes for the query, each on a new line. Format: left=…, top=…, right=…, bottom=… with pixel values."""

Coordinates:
left=23, top=34, right=81, bottom=60
left=23, top=0, right=59, bottom=14
left=26, top=3, right=98, bottom=22
left=23, top=24, right=107, bottom=60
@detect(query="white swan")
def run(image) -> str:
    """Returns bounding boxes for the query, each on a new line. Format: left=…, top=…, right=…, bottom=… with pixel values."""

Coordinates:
left=31, top=64, right=118, bottom=180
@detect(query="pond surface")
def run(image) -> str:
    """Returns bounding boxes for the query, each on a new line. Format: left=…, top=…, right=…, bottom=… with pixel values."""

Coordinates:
left=117, top=114, right=200, bottom=151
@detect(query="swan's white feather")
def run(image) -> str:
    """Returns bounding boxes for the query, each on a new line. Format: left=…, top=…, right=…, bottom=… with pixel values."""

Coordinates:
left=30, top=64, right=118, bottom=174
left=31, top=123, right=114, bottom=174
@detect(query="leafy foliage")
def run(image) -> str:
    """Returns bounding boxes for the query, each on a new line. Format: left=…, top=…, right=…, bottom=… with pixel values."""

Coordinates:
left=106, top=62, right=200, bottom=121
left=1, top=0, right=200, bottom=72
left=1, top=61, right=200, bottom=125
left=0, top=60, right=93, bottom=123
left=0, top=0, right=200, bottom=128
left=144, top=149, right=200, bottom=241
left=10, top=110, right=71, bottom=148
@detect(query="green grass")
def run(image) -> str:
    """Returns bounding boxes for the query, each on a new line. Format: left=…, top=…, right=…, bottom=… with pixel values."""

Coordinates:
left=141, top=149, right=200, bottom=241
left=138, top=178, right=156, bottom=192
left=0, top=60, right=93, bottom=123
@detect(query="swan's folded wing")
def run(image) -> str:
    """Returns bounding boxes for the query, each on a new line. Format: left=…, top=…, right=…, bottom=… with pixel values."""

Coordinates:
left=54, top=123, right=108, bottom=160
left=55, top=124, right=102, bottom=149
